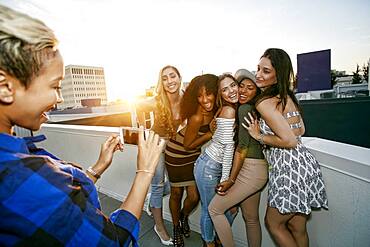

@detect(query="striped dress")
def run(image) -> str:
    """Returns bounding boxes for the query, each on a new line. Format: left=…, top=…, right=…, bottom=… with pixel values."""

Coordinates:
left=165, top=125, right=210, bottom=187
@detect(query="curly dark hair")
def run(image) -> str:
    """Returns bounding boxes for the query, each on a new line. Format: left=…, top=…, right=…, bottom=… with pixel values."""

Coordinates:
left=180, top=74, right=218, bottom=121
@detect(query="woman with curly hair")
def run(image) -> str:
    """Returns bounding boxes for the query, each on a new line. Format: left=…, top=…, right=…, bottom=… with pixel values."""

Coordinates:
left=136, top=65, right=183, bottom=245
left=165, top=74, right=218, bottom=246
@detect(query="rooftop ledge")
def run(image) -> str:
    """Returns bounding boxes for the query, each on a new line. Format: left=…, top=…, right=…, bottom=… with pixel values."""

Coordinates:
left=303, top=137, right=370, bottom=183
left=34, top=123, right=370, bottom=247
left=42, top=124, right=370, bottom=182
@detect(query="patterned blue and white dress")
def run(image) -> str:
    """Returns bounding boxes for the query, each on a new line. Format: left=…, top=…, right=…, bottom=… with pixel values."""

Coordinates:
left=260, top=111, right=328, bottom=214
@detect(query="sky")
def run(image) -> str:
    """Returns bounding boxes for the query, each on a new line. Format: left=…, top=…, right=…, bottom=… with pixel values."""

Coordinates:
left=2, top=0, right=370, bottom=101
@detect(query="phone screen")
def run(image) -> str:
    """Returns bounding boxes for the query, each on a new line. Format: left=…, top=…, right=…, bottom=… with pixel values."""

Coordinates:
left=119, top=127, right=147, bottom=145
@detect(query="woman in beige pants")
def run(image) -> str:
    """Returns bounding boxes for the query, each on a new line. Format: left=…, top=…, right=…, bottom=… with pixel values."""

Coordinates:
left=209, top=69, right=268, bottom=247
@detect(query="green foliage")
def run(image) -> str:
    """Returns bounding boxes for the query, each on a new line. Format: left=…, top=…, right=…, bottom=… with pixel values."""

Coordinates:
left=352, top=64, right=362, bottom=84
left=362, top=63, right=369, bottom=83
left=330, top=70, right=338, bottom=87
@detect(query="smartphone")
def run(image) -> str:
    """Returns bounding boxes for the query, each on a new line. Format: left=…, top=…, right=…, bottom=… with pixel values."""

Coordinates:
left=119, top=127, right=148, bottom=145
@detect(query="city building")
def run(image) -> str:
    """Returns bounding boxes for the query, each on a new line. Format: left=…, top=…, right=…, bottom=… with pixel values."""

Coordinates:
left=58, top=65, right=108, bottom=109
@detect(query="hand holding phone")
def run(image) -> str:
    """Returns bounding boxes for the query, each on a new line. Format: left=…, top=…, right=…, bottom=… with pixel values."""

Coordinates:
left=136, top=127, right=166, bottom=174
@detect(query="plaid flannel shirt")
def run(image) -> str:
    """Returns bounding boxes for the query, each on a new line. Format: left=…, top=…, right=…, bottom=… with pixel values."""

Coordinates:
left=0, top=133, right=139, bottom=246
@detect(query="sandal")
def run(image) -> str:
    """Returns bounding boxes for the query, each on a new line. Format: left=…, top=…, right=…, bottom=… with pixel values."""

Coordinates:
left=173, top=224, right=184, bottom=247
left=180, top=211, right=190, bottom=238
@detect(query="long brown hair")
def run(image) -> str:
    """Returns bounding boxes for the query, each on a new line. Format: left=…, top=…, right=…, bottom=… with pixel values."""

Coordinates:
left=256, top=48, right=301, bottom=112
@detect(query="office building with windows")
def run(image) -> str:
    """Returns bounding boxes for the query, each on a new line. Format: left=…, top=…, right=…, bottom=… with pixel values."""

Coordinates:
left=58, top=65, right=108, bottom=109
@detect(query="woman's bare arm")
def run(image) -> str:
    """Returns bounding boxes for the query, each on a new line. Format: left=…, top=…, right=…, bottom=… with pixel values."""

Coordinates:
left=219, top=105, right=235, bottom=119
left=216, top=147, right=246, bottom=195
left=121, top=129, right=165, bottom=219
left=183, top=114, right=212, bottom=150
left=245, top=98, right=298, bottom=148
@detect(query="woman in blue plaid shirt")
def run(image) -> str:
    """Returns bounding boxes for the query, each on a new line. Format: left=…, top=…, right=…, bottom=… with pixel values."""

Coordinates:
left=0, top=4, right=165, bottom=247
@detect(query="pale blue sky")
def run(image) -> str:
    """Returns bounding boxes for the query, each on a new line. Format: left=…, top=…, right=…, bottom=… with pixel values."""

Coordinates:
left=2, top=0, right=370, bottom=101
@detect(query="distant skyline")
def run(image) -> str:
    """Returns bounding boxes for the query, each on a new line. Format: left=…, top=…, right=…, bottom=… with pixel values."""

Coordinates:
left=3, top=0, right=370, bottom=101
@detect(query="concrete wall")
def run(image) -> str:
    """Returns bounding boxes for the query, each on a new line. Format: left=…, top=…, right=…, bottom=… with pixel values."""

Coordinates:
left=36, top=124, right=370, bottom=247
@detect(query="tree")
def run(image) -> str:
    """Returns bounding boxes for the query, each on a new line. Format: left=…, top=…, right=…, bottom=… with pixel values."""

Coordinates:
left=330, top=70, right=338, bottom=87
left=362, top=63, right=369, bottom=83
left=352, top=64, right=362, bottom=84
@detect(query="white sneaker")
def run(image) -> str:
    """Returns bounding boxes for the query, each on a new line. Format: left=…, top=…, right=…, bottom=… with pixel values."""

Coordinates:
left=154, top=225, right=173, bottom=246
left=144, top=193, right=152, bottom=217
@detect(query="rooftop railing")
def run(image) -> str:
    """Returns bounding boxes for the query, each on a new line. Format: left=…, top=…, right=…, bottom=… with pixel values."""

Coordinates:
left=34, top=124, right=370, bottom=247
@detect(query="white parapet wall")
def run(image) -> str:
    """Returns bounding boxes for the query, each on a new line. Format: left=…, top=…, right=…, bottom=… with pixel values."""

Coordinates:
left=36, top=124, right=370, bottom=247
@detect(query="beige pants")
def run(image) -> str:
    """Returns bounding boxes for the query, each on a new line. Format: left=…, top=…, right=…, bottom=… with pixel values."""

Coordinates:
left=209, top=158, right=267, bottom=247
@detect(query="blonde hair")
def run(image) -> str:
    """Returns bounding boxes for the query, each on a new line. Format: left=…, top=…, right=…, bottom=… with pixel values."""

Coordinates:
left=0, top=5, right=58, bottom=87
left=154, top=65, right=181, bottom=138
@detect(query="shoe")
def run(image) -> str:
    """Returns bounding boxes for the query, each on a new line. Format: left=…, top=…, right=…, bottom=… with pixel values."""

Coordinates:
left=144, top=193, right=152, bottom=217
left=180, top=211, right=190, bottom=238
left=215, top=238, right=223, bottom=247
left=173, top=224, right=184, bottom=247
left=154, top=225, right=173, bottom=246
left=202, top=239, right=216, bottom=247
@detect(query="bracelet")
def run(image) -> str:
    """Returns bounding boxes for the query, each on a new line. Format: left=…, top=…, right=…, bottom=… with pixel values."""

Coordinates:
left=87, top=167, right=101, bottom=179
left=257, top=133, right=265, bottom=145
left=229, top=178, right=235, bottom=184
left=136, top=169, right=154, bottom=175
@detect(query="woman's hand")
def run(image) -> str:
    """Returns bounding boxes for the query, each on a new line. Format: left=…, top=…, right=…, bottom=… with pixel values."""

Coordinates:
left=242, top=112, right=260, bottom=140
left=209, top=117, right=217, bottom=134
left=216, top=180, right=234, bottom=196
left=137, top=127, right=166, bottom=174
left=94, top=135, right=123, bottom=174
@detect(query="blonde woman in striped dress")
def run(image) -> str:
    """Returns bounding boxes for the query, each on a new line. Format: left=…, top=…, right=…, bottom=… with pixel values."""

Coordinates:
left=136, top=65, right=183, bottom=245
left=194, top=74, right=239, bottom=247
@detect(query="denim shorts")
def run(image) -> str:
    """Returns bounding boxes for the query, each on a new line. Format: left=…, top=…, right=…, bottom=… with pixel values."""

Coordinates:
left=149, top=152, right=170, bottom=208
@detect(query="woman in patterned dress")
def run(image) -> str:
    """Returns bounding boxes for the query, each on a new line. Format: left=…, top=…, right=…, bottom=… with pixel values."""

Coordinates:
left=244, top=48, right=328, bottom=247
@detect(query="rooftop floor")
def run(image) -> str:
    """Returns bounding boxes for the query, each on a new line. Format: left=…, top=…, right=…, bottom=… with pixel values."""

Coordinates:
left=98, top=192, right=203, bottom=247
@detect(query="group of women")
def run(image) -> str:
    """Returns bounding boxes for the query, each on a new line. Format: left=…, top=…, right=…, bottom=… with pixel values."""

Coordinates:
left=136, top=48, right=328, bottom=247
